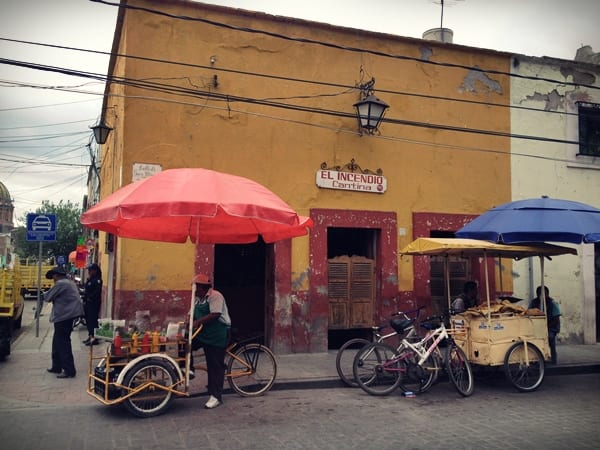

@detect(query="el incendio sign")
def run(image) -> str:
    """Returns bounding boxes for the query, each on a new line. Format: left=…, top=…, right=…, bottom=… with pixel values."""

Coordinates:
left=316, top=169, right=387, bottom=194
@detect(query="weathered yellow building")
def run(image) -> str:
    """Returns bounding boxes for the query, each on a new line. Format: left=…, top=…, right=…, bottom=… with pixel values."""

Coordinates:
left=91, top=0, right=511, bottom=352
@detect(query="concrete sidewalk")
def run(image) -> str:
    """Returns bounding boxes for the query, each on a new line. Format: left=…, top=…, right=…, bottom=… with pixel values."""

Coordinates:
left=1, top=300, right=599, bottom=409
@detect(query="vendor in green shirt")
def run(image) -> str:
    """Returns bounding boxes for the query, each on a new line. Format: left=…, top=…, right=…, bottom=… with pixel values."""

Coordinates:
left=190, top=274, right=231, bottom=409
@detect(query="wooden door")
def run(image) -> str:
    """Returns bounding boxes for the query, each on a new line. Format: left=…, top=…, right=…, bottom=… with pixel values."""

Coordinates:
left=328, top=255, right=375, bottom=329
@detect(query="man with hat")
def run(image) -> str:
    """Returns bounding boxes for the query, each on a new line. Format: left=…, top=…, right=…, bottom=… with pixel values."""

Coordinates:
left=43, top=266, right=84, bottom=378
left=82, top=263, right=103, bottom=346
left=189, top=274, right=231, bottom=409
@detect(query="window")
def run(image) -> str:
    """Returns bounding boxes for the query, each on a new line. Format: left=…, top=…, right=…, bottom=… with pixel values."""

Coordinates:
left=578, top=102, right=600, bottom=157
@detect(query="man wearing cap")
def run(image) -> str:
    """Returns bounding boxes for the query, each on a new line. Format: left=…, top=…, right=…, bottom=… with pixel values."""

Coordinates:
left=43, top=266, right=84, bottom=378
left=82, top=263, right=103, bottom=346
left=190, top=274, right=231, bottom=409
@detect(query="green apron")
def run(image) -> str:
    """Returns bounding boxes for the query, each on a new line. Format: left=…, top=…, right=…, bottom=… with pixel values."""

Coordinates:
left=192, top=300, right=228, bottom=348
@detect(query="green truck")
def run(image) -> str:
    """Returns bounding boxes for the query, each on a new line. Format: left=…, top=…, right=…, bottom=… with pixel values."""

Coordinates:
left=0, top=267, right=25, bottom=360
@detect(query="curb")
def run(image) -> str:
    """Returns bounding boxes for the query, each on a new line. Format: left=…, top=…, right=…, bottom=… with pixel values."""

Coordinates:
left=268, top=363, right=600, bottom=392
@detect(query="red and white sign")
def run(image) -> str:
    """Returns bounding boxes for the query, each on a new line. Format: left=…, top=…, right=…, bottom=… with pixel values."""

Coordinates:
left=316, top=169, right=387, bottom=194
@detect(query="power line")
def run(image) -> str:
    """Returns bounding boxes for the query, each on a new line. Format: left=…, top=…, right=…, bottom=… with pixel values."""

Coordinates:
left=0, top=37, right=587, bottom=120
left=90, top=0, right=600, bottom=91
left=0, top=57, right=584, bottom=149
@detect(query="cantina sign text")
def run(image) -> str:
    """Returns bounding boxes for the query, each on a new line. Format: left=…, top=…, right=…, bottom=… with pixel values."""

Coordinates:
left=316, top=169, right=387, bottom=193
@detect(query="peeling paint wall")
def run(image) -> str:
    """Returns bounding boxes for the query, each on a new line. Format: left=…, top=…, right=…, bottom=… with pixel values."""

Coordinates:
left=510, top=55, right=600, bottom=344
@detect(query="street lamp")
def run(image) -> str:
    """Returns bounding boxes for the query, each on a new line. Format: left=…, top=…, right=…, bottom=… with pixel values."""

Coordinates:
left=90, top=122, right=113, bottom=145
left=353, top=78, right=389, bottom=135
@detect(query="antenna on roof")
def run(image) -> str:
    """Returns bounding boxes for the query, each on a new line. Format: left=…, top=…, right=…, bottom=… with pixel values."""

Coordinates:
left=424, top=0, right=464, bottom=43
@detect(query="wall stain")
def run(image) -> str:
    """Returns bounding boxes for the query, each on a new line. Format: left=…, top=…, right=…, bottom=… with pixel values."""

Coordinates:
left=459, top=68, right=502, bottom=94
left=523, top=89, right=564, bottom=111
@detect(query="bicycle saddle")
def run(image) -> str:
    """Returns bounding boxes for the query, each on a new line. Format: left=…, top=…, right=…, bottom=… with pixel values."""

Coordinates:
left=390, top=318, right=413, bottom=333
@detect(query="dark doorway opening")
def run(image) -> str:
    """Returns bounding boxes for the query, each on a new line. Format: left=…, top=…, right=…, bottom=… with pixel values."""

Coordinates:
left=327, top=227, right=378, bottom=349
left=214, top=239, right=266, bottom=339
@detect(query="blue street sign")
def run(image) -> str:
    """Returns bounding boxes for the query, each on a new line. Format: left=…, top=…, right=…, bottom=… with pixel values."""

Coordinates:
left=26, top=213, right=57, bottom=242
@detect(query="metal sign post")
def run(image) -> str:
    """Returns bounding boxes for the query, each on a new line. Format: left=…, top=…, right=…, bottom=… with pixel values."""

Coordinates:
left=26, top=213, right=57, bottom=338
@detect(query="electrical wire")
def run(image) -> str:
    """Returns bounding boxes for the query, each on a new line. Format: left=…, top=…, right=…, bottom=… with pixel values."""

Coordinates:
left=0, top=37, right=589, bottom=120
left=0, top=57, right=585, bottom=148
left=89, top=0, right=600, bottom=91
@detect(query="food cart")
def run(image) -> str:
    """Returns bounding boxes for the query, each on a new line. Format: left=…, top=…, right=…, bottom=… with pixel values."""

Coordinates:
left=87, top=304, right=277, bottom=418
left=399, top=238, right=577, bottom=392
left=79, top=168, right=313, bottom=417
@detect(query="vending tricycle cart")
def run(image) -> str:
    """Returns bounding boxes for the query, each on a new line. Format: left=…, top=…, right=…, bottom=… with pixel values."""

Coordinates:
left=80, top=168, right=313, bottom=417
left=400, top=238, right=577, bottom=392
left=87, top=311, right=277, bottom=417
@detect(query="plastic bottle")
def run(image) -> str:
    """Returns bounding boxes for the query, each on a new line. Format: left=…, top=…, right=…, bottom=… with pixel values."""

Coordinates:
left=152, top=331, right=159, bottom=352
left=142, top=332, right=150, bottom=354
left=114, top=332, right=122, bottom=356
left=159, top=329, right=167, bottom=352
left=131, top=332, right=139, bottom=355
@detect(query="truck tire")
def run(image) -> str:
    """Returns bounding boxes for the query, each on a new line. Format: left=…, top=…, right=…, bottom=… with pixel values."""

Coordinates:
left=0, top=318, right=11, bottom=360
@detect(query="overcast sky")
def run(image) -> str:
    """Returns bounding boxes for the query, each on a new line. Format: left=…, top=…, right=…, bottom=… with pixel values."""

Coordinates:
left=1, top=0, right=599, bottom=225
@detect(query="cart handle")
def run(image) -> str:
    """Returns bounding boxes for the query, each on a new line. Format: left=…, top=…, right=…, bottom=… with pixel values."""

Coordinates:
left=191, top=324, right=204, bottom=340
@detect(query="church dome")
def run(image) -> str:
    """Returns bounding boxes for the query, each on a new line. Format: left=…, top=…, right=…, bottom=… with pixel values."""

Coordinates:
left=0, top=181, right=11, bottom=203
left=0, top=181, right=14, bottom=231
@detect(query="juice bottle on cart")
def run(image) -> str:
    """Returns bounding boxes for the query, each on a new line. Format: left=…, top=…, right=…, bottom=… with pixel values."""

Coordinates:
left=131, top=332, right=139, bottom=355
left=142, top=332, right=150, bottom=354
left=113, top=332, right=122, bottom=356
left=152, top=331, right=160, bottom=352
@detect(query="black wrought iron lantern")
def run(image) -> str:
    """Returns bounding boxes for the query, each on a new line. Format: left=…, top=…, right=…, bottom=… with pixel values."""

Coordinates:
left=90, top=122, right=113, bottom=145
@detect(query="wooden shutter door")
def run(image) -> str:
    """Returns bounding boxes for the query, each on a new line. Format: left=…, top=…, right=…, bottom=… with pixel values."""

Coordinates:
left=328, top=256, right=375, bottom=329
left=328, top=256, right=350, bottom=329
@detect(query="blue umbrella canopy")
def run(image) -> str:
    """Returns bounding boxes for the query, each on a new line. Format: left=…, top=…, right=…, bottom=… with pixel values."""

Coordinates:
left=456, top=197, right=600, bottom=244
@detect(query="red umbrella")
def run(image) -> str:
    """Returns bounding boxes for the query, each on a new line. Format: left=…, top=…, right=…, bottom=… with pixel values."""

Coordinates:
left=80, top=168, right=312, bottom=243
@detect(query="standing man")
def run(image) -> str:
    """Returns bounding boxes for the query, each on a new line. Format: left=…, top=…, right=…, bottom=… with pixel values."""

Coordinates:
left=451, top=281, right=479, bottom=314
left=529, top=285, right=561, bottom=364
left=190, top=274, right=231, bottom=409
left=44, top=266, right=84, bottom=378
left=83, top=263, right=103, bottom=346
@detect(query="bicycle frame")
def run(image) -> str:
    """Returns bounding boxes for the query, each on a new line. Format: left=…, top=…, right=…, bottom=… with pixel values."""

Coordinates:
left=406, top=323, right=449, bottom=366
left=192, top=342, right=253, bottom=379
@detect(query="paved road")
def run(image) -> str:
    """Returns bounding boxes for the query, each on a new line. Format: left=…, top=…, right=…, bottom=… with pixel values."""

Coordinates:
left=0, top=373, right=598, bottom=450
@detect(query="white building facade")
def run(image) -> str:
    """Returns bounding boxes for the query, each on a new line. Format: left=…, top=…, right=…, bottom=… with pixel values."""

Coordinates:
left=510, top=49, right=600, bottom=344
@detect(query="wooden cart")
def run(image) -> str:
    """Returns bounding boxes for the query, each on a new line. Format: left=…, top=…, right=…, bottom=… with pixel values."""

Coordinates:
left=87, top=320, right=277, bottom=418
left=400, top=238, right=577, bottom=391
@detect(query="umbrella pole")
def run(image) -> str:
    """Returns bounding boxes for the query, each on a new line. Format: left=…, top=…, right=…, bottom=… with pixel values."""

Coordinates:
left=185, top=283, right=196, bottom=389
left=484, top=250, right=492, bottom=340
left=445, top=255, right=451, bottom=313
left=498, top=256, right=503, bottom=295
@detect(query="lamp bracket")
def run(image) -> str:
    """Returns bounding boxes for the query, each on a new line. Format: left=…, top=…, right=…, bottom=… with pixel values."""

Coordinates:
left=357, top=77, right=376, bottom=98
left=320, top=158, right=383, bottom=176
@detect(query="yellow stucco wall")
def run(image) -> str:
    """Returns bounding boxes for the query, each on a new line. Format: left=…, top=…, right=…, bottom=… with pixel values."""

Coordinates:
left=100, top=0, right=511, bottom=294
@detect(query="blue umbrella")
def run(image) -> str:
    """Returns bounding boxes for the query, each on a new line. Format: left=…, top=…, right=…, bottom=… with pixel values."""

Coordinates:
left=456, top=196, right=600, bottom=244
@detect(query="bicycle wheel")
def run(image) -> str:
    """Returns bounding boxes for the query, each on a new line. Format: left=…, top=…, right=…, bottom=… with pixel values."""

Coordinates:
left=227, top=343, right=277, bottom=397
left=446, top=344, right=474, bottom=397
left=352, top=342, right=402, bottom=396
left=397, top=347, right=439, bottom=394
left=335, top=338, right=370, bottom=387
left=121, top=358, right=178, bottom=418
left=503, top=341, right=545, bottom=392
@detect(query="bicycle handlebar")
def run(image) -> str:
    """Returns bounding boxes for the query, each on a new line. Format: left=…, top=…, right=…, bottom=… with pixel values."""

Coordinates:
left=392, top=305, right=425, bottom=319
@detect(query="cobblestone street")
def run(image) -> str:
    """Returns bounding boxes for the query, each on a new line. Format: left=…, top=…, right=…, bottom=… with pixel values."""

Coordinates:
left=1, top=373, right=599, bottom=449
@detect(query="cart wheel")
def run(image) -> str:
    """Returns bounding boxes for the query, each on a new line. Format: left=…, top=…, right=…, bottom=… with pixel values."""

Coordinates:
left=122, top=358, right=178, bottom=418
left=227, top=343, right=277, bottom=397
left=504, top=342, right=545, bottom=392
